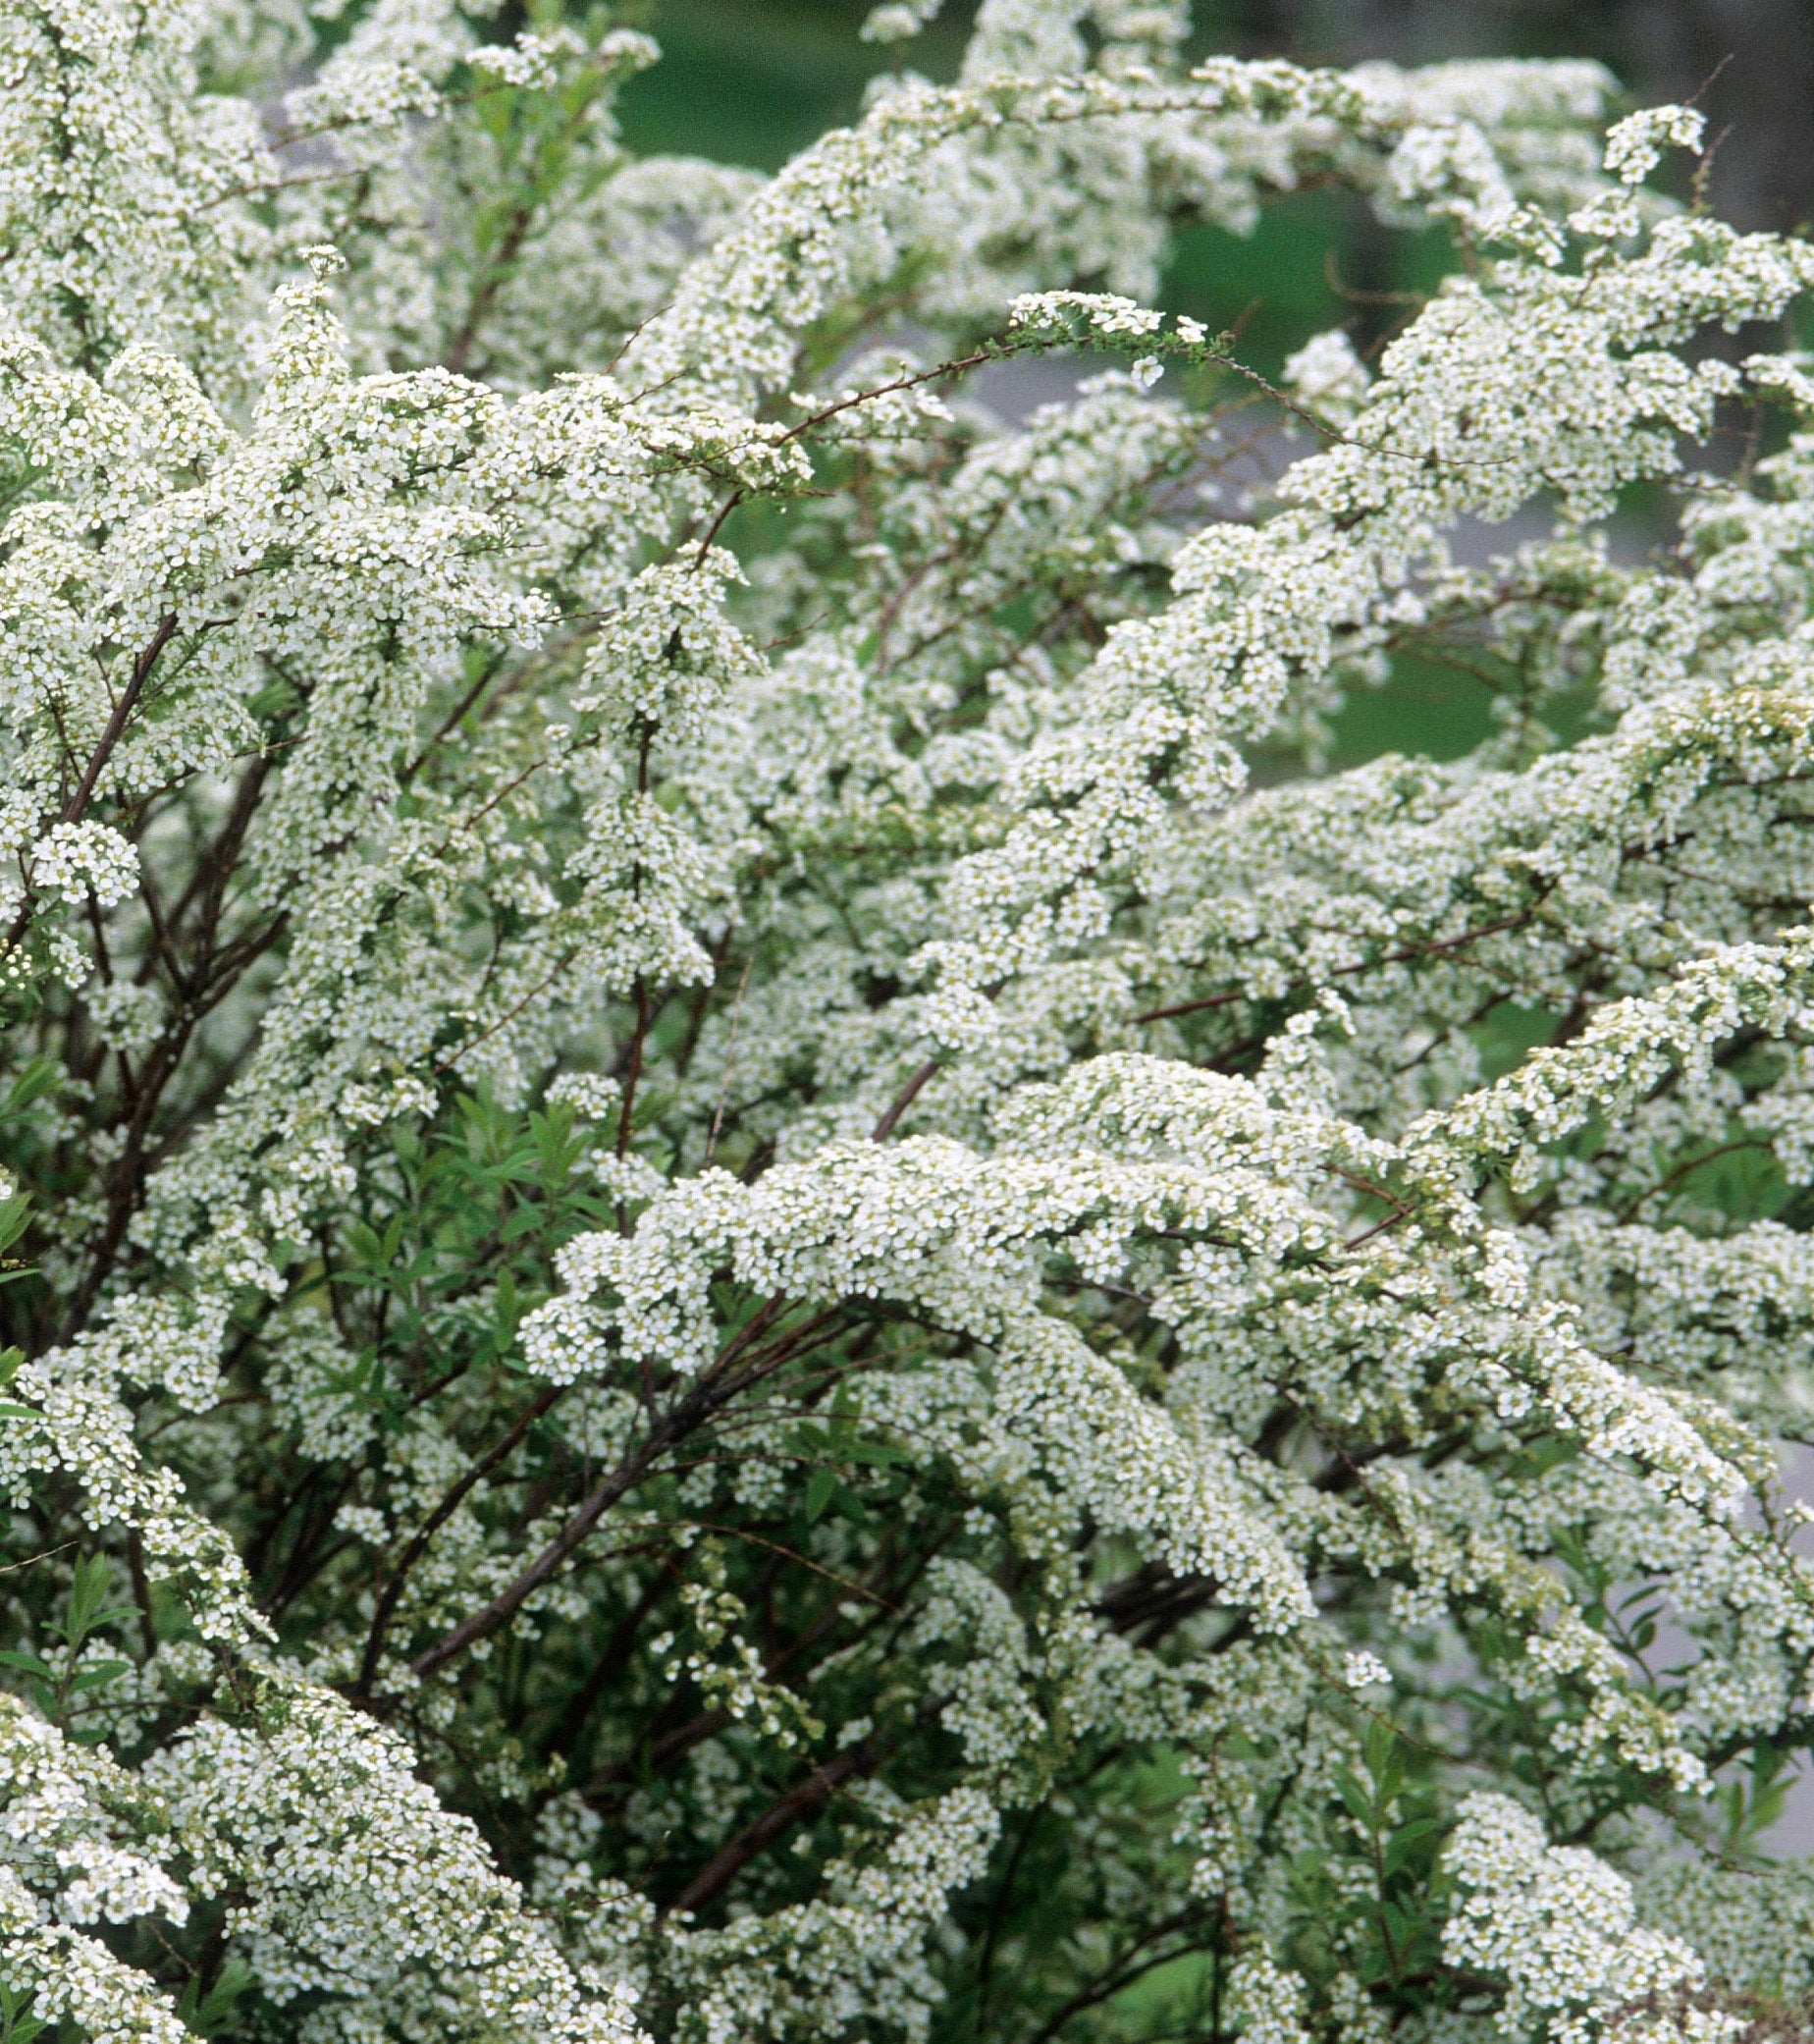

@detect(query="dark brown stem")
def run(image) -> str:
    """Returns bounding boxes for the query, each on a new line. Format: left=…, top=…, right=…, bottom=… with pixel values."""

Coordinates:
left=445, top=205, right=538, bottom=377
left=691, top=346, right=1008, bottom=571
left=776, top=346, right=1000, bottom=448
left=871, top=1056, right=938, bottom=1142
left=126, top=1530, right=157, bottom=1659
left=441, top=41, right=642, bottom=379
left=1131, top=907, right=1539, bottom=1027
left=1021, top=1909, right=1210, bottom=2044
left=544, top=1569, right=670, bottom=1760
left=353, top=1382, right=566, bottom=1697
left=60, top=913, right=288, bottom=1339
left=66, top=616, right=178, bottom=830
left=434, top=945, right=577, bottom=1077
left=587, top=1541, right=896, bottom=1793
left=691, top=490, right=745, bottom=567
left=616, top=978, right=650, bottom=1164
left=5, top=616, right=179, bottom=951
left=164, top=749, right=273, bottom=956
left=409, top=1311, right=841, bottom=1681
left=612, top=714, right=660, bottom=1199
left=401, top=658, right=507, bottom=784
left=1131, top=988, right=1244, bottom=1027
left=664, top=1737, right=878, bottom=1918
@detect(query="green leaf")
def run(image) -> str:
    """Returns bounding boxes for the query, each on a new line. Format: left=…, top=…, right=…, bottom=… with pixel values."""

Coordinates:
left=1361, top=1716, right=1396, bottom=1780
left=0, top=1980, right=48, bottom=2044
left=1382, top=1816, right=1445, bottom=1877
left=63, top=1553, right=129, bottom=1648
left=196, top=1960, right=255, bottom=2034
left=1332, top=1765, right=1375, bottom=1827
left=805, top=1468, right=837, bottom=1523
left=495, top=1267, right=521, bottom=1339
left=67, top=1660, right=131, bottom=1694
left=3, top=1055, right=59, bottom=1115
left=844, top=1438, right=906, bottom=1469
left=0, top=1648, right=54, bottom=1680
left=179, top=1958, right=254, bottom=2038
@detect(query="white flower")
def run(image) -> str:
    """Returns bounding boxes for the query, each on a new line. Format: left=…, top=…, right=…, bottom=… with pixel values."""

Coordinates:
left=1343, top=1648, right=1393, bottom=1690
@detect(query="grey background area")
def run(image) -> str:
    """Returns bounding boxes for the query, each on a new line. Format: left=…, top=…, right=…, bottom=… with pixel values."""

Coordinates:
left=1234, top=0, right=1814, bottom=234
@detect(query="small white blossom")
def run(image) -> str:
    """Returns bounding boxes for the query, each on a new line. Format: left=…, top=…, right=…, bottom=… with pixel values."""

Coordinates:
left=1342, top=1648, right=1393, bottom=1691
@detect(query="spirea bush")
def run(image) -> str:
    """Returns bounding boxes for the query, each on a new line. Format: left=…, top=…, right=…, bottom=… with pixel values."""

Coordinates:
left=7, top=0, right=1814, bottom=2039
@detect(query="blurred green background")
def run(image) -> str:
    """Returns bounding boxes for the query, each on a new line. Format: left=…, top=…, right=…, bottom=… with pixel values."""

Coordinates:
left=618, top=1, right=1412, bottom=376
left=620, top=1, right=1814, bottom=228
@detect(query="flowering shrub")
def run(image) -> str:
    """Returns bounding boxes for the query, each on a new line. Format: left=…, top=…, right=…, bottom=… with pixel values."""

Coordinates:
left=3, top=0, right=1814, bottom=2037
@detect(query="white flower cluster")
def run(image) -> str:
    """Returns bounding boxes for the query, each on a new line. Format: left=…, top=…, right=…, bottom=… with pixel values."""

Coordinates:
left=1444, top=1794, right=1703, bottom=2043
left=146, top=1678, right=646, bottom=2044
left=1, top=0, right=1813, bottom=2037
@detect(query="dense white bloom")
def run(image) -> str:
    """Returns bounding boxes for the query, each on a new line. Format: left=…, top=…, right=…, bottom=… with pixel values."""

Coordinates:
left=0, top=0, right=1811, bottom=2036
left=1444, top=1795, right=1702, bottom=2042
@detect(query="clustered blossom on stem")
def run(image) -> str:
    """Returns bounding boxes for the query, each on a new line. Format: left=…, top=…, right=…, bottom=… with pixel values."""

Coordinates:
left=2, top=0, right=1814, bottom=2038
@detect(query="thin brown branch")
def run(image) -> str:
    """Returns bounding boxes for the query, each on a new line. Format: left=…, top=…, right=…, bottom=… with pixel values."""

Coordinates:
left=409, top=1309, right=845, bottom=1680
left=6, top=616, right=179, bottom=951
left=1132, top=907, right=1540, bottom=1027
left=663, top=1737, right=879, bottom=1918
left=66, top=615, right=178, bottom=829
left=871, top=1056, right=939, bottom=1142
left=352, top=1382, right=567, bottom=1697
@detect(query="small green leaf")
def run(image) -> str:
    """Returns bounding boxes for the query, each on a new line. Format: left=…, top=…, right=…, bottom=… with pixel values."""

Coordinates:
left=1333, top=1765, right=1375, bottom=1827
left=67, top=1660, right=131, bottom=1694
left=1362, top=1717, right=1396, bottom=1780
left=0, top=1979, right=48, bottom=2044
left=805, top=1468, right=837, bottom=1523
left=196, top=1959, right=255, bottom=2034
left=1382, top=1816, right=1445, bottom=1877
left=3, top=1055, right=59, bottom=1115
left=63, top=1553, right=126, bottom=1648
left=0, top=1194, right=32, bottom=1257
left=844, top=1438, right=905, bottom=1469
left=180, top=1957, right=254, bottom=2038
